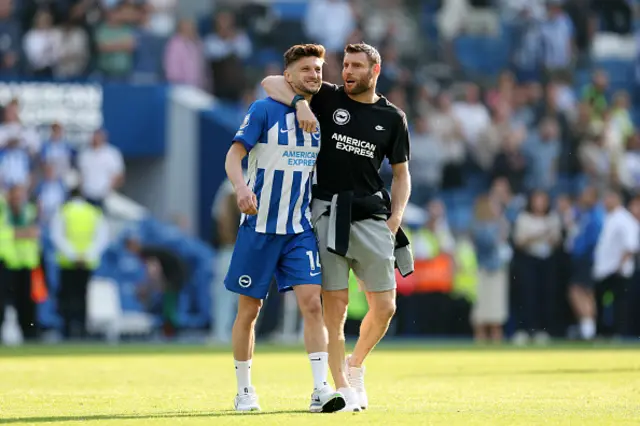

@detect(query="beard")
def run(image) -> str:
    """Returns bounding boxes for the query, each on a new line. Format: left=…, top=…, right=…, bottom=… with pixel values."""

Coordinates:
left=291, top=79, right=321, bottom=95
left=344, top=70, right=374, bottom=95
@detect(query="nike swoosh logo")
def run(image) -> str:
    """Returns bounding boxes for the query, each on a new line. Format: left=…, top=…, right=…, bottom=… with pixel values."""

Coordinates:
left=310, top=271, right=322, bottom=277
left=280, top=128, right=294, bottom=133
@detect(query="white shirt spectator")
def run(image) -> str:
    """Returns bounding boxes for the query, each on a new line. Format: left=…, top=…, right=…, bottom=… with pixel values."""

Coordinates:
left=0, top=146, right=30, bottom=188
left=452, top=101, right=491, bottom=146
left=78, top=144, right=124, bottom=200
left=23, top=27, right=61, bottom=71
left=0, top=123, right=41, bottom=154
left=304, top=0, right=355, bottom=53
left=593, top=206, right=640, bottom=280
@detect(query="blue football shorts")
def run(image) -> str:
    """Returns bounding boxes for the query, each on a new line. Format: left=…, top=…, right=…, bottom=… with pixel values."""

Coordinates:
left=224, top=226, right=322, bottom=299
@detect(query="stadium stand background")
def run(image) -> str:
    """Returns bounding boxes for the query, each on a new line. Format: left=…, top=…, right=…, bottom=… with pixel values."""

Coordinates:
left=1, top=0, right=640, bottom=344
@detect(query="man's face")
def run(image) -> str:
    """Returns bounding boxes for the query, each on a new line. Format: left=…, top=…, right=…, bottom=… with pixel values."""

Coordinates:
left=8, top=186, right=24, bottom=207
left=342, top=52, right=376, bottom=95
left=286, top=56, right=323, bottom=96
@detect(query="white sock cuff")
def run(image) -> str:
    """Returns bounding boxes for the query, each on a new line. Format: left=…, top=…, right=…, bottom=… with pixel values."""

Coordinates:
left=308, top=352, right=328, bottom=360
left=234, top=359, right=252, bottom=367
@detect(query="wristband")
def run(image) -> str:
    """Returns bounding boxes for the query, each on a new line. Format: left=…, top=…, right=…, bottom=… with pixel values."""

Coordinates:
left=290, top=94, right=305, bottom=108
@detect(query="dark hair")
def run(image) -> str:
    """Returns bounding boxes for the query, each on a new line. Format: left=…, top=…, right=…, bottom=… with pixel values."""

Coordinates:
left=344, top=43, right=381, bottom=66
left=525, top=189, right=551, bottom=215
left=283, top=44, right=326, bottom=69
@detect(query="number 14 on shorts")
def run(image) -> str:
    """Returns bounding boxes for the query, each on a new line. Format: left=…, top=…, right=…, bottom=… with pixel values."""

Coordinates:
left=306, top=250, right=322, bottom=276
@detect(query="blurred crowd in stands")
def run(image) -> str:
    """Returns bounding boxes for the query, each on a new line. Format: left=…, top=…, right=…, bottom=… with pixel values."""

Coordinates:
left=2, top=0, right=640, bottom=345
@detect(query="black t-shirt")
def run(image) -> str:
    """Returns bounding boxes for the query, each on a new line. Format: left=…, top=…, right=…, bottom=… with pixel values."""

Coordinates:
left=310, top=83, right=410, bottom=196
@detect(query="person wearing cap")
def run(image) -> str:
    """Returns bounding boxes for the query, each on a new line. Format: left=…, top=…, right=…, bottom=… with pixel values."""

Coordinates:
left=50, top=187, right=109, bottom=339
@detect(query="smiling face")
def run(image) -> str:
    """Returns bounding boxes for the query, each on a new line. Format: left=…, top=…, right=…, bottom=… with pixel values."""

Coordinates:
left=283, top=44, right=326, bottom=96
left=342, top=43, right=381, bottom=96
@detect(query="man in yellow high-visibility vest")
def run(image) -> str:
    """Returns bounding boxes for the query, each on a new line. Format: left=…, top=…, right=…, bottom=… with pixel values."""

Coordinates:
left=50, top=187, right=109, bottom=339
left=3, top=185, right=40, bottom=340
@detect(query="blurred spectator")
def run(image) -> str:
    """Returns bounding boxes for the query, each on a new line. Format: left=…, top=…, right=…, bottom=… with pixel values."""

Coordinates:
left=492, top=130, right=529, bottom=194
left=592, top=0, right=632, bottom=35
left=486, top=71, right=516, bottom=111
left=203, top=9, right=252, bottom=101
left=581, top=69, right=608, bottom=118
left=593, top=190, right=639, bottom=337
left=610, top=91, right=634, bottom=144
left=362, top=0, right=421, bottom=59
left=126, top=233, right=187, bottom=338
left=377, top=44, right=411, bottom=94
left=523, top=117, right=561, bottom=191
left=510, top=5, right=543, bottom=84
left=34, top=162, right=67, bottom=226
left=40, top=123, right=75, bottom=179
left=579, top=127, right=613, bottom=193
left=475, top=101, right=515, bottom=173
left=490, top=177, right=526, bottom=224
left=77, top=129, right=124, bottom=208
left=51, top=186, right=109, bottom=340
left=563, top=0, right=596, bottom=68
left=143, top=0, right=177, bottom=37
left=55, top=16, right=90, bottom=79
left=163, top=18, right=206, bottom=89
left=452, top=83, right=491, bottom=148
left=1, top=184, right=40, bottom=341
left=0, top=0, right=20, bottom=77
left=23, top=10, right=60, bottom=78
left=94, top=5, right=136, bottom=80
left=540, top=0, right=575, bottom=78
left=621, top=132, right=640, bottom=193
left=566, top=186, right=603, bottom=340
left=304, top=0, right=355, bottom=54
left=430, top=92, right=466, bottom=190
left=0, top=137, right=32, bottom=191
left=513, top=190, right=561, bottom=345
left=471, top=195, right=511, bottom=343
left=0, top=99, right=41, bottom=156
left=558, top=102, right=590, bottom=196
left=409, top=115, right=444, bottom=206
left=423, top=199, right=456, bottom=256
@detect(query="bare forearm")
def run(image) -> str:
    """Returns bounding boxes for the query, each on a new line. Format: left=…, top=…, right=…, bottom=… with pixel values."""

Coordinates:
left=225, top=143, right=248, bottom=192
left=261, top=76, right=296, bottom=106
left=390, top=169, right=411, bottom=221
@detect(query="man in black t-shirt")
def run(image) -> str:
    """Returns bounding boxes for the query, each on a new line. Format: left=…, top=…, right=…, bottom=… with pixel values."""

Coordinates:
left=262, top=43, right=411, bottom=412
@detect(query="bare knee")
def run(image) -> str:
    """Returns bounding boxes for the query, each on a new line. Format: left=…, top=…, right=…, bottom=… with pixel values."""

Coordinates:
left=297, top=292, right=323, bottom=320
left=370, top=297, right=396, bottom=323
left=235, top=296, right=262, bottom=326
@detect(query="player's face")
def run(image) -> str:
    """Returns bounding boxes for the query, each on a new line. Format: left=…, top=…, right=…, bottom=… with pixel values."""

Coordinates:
left=342, top=52, right=377, bottom=95
left=288, top=56, right=323, bottom=95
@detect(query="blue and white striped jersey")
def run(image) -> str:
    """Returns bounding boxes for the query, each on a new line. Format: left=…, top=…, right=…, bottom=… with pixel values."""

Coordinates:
left=233, top=98, right=320, bottom=235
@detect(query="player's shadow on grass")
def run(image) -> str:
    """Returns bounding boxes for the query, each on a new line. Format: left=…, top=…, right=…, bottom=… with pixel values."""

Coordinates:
left=0, top=410, right=310, bottom=423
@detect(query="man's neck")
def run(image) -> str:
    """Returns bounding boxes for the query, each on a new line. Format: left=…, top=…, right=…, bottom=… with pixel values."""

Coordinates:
left=347, top=88, right=379, bottom=104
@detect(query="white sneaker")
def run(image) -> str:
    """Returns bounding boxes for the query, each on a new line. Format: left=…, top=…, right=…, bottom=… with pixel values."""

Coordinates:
left=346, top=355, right=368, bottom=410
left=234, top=386, right=261, bottom=412
left=309, top=385, right=346, bottom=413
left=337, top=387, right=362, bottom=412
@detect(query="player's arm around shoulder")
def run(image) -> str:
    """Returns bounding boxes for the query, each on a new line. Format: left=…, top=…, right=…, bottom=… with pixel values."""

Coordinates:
left=224, top=100, right=268, bottom=216
left=260, top=75, right=318, bottom=133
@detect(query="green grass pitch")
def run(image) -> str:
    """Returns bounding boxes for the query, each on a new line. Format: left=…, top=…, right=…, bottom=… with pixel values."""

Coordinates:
left=1, top=342, right=639, bottom=425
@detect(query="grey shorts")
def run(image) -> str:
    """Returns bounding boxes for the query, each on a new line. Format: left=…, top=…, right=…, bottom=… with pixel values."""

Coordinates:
left=311, top=199, right=397, bottom=292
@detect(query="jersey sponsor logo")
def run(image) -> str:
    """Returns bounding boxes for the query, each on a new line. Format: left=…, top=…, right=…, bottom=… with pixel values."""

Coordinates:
left=333, top=108, right=350, bottom=125
left=281, top=150, right=318, bottom=167
left=238, top=275, right=252, bottom=288
left=331, top=133, right=376, bottom=159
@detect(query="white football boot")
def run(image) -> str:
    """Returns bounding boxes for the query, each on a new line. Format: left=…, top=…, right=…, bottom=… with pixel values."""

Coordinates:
left=234, top=386, right=261, bottom=412
left=337, top=386, right=362, bottom=412
left=346, top=355, right=368, bottom=410
left=309, top=385, right=346, bottom=413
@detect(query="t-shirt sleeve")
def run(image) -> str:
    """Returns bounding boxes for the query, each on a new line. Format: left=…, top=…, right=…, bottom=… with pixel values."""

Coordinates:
left=310, top=82, right=341, bottom=112
left=387, top=112, right=411, bottom=164
left=233, top=101, right=267, bottom=152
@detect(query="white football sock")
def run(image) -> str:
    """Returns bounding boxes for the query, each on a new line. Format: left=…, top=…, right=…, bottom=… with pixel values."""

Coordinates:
left=580, top=318, right=595, bottom=339
left=309, top=352, right=329, bottom=390
left=234, top=359, right=252, bottom=394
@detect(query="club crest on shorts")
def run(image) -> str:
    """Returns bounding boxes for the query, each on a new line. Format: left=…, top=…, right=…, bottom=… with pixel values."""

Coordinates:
left=333, top=109, right=350, bottom=125
left=238, top=275, right=252, bottom=288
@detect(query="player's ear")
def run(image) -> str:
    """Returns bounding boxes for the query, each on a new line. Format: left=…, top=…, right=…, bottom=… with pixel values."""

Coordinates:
left=373, top=63, right=381, bottom=76
left=284, top=68, right=293, bottom=84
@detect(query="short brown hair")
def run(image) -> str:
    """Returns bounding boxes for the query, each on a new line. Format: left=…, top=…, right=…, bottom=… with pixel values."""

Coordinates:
left=283, top=44, right=326, bottom=68
left=344, top=43, right=381, bottom=66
